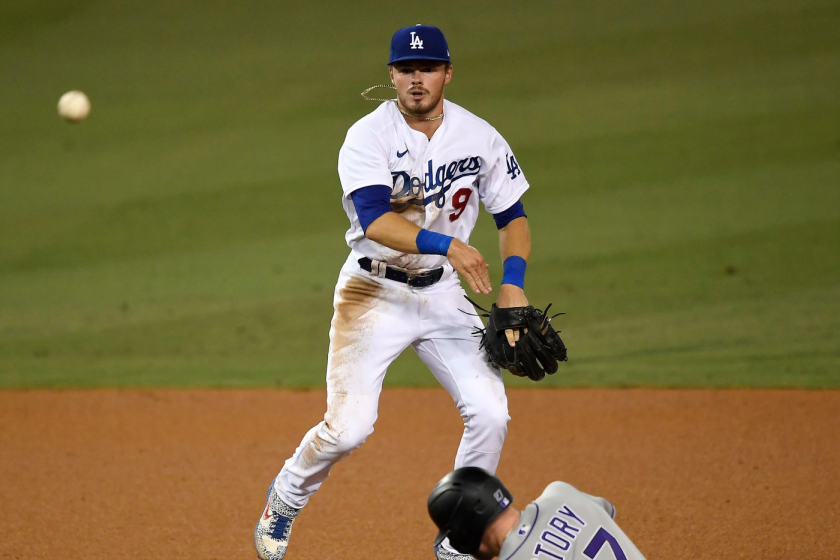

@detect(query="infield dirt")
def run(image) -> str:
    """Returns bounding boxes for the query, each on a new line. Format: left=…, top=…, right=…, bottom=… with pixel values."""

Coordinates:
left=1, top=388, right=837, bottom=559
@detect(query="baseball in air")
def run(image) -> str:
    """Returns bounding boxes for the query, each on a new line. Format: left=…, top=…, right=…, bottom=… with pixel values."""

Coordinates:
left=57, top=91, right=91, bottom=123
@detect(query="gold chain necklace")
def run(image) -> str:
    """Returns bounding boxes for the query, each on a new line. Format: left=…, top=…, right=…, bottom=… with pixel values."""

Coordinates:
left=360, top=84, right=444, bottom=122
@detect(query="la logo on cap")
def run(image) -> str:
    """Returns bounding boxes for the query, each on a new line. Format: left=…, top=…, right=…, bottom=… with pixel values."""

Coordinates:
left=409, top=31, right=424, bottom=49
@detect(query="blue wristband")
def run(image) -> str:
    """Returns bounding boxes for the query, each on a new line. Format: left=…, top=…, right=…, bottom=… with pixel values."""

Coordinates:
left=502, top=256, right=527, bottom=289
left=415, top=229, right=453, bottom=256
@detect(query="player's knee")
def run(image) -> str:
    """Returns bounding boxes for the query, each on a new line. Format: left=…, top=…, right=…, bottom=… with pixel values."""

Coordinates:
left=487, top=406, right=511, bottom=434
left=323, top=408, right=377, bottom=454
left=331, top=421, right=375, bottom=454
left=324, top=394, right=378, bottom=454
left=471, top=401, right=510, bottom=435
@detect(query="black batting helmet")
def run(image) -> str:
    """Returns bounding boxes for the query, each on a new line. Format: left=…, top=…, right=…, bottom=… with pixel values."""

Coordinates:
left=427, top=467, right=514, bottom=555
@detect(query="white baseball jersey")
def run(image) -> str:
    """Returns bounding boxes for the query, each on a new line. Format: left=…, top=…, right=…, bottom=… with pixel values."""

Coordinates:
left=273, top=97, right=520, bottom=513
left=498, top=482, right=646, bottom=560
left=338, top=99, right=529, bottom=271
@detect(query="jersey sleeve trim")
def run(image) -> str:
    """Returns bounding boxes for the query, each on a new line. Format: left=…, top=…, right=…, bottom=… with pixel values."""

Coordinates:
left=349, top=185, right=392, bottom=232
left=492, top=199, right=527, bottom=229
left=343, top=179, right=390, bottom=197
left=608, top=501, right=616, bottom=519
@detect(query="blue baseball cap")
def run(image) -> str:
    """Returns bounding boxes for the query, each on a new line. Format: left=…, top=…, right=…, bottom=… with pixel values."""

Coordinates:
left=388, top=24, right=450, bottom=65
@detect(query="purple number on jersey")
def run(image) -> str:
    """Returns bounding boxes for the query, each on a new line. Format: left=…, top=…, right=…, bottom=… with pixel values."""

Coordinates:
left=582, top=527, right=627, bottom=560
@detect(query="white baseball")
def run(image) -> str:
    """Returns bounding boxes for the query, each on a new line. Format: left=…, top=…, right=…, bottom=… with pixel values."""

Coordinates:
left=57, top=91, right=91, bottom=123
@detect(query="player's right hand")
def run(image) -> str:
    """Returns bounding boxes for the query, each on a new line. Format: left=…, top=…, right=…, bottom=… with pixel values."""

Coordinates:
left=447, top=239, right=491, bottom=295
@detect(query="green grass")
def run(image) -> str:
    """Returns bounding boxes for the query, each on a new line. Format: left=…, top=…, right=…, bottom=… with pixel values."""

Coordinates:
left=1, top=0, right=839, bottom=387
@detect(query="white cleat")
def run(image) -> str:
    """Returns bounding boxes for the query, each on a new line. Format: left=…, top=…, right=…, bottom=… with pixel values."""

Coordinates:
left=254, top=479, right=301, bottom=560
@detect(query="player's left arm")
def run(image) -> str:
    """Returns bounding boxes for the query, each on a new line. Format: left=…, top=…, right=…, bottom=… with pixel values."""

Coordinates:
left=481, top=131, right=531, bottom=329
left=496, top=209, right=532, bottom=346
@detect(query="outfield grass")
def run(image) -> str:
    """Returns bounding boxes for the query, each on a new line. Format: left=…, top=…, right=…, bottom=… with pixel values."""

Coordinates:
left=1, top=0, right=838, bottom=387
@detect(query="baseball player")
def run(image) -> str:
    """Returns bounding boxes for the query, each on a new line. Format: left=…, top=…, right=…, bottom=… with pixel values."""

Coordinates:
left=255, top=24, right=534, bottom=560
left=428, top=468, right=647, bottom=560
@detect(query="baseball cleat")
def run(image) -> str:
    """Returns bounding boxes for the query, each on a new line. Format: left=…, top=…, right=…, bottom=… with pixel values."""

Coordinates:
left=254, top=478, right=301, bottom=560
left=434, top=544, right=474, bottom=560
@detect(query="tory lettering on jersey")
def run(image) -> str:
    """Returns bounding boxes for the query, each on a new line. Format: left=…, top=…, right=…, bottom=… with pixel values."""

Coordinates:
left=390, top=156, right=481, bottom=209
left=532, top=504, right=587, bottom=560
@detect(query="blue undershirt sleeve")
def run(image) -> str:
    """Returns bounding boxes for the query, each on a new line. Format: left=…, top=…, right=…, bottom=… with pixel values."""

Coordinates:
left=492, top=200, right=527, bottom=230
left=350, top=185, right=393, bottom=233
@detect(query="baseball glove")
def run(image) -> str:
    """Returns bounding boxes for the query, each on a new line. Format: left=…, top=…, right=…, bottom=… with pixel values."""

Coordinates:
left=467, top=298, right=568, bottom=381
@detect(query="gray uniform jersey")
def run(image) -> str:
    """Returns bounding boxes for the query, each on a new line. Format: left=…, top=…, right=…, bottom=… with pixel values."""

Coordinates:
left=498, top=482, right=646, bottom=560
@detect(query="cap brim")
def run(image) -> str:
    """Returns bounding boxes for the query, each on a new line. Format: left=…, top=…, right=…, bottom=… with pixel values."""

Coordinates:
left=433, top=528, right=450, bottom=547
left=387, top=56, right=450, bottom=65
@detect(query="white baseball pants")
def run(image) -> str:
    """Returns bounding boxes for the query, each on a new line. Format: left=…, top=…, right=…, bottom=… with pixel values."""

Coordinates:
left=274, top=254, right=509, bottom=508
